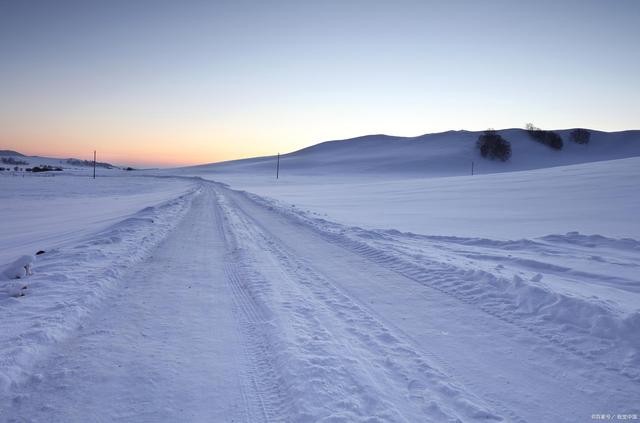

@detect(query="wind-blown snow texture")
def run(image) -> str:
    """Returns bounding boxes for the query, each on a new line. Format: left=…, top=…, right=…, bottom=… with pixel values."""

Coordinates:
left=1, top=128, right=639, bottom=422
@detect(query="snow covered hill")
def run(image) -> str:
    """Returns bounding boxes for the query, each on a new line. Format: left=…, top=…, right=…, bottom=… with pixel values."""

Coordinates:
left=0, top=150, right=122, bottom=172
left=169, top=128, right=640, bottom=241
left=183, top=128, right=640, bottom=178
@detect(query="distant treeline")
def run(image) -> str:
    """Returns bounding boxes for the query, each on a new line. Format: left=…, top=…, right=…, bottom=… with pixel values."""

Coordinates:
left=0, top=164, right=62, bottom=172
left=28, top=165, right=63, bottom=172
left=66, top=158, right=116, bottom=169
left=1, top=157, right=28, bottom=165
left=477, top=126, right=591, bottom=162
left=525, top=123, right=563, bottom=150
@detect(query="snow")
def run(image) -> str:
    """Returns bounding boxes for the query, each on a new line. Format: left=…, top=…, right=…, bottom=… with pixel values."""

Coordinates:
left=234, top=183, right=640, bottom=374
left=0, top=174, right=199, bottom=397
left=188, top=156, right=640, bottom=240
left=183, top=128, right=640, bottom=178
left=1, top=128, right=639, bottom=421
left=0, top=173, right=195, bottom=263
left=3, top=187, right=251, bottom=422
left=1, top=255, right=35, bottom=280
left=1, top=280, right=28, bottom=298
left=0, top=151, right=122, bottom=172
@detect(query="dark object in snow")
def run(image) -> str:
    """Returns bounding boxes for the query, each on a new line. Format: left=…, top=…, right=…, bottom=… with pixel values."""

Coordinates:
left=476, top=130, right=512, bottom=161
left=4, top=282, right=28, bottom=297
left=36, top=250, right=46, bottom=255
left=66, top=158, right=115, bottom=169
left=27, top=165, right=63, bottom=172
left=525, top=123, right=563, bottom=150
left=570, top=128, right=591, bottom=144
left=1, top=157, right=28, bottom=165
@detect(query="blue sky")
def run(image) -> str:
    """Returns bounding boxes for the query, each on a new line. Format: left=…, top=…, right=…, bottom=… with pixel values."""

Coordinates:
left=1, top=0, right=638, bottom=165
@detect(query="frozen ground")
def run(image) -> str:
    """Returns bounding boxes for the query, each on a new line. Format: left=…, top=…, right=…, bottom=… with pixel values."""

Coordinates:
left=1, top=129, right=639, bottom=422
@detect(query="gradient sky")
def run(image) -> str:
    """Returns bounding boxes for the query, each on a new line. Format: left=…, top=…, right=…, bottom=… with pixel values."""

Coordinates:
left=1, top=0, right=639, bottom=166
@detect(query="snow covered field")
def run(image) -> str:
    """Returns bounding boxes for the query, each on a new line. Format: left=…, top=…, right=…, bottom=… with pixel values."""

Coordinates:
left=0, top=173, right=196, bottom=263
left=178, top=128, right=640, bottom=240
left=190, top=156, right=640, bottom=239
left=1, top=129, right=639, bottom=422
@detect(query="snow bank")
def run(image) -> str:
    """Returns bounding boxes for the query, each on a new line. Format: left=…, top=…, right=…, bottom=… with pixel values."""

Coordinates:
left=0, top=187, right=200, bottom=394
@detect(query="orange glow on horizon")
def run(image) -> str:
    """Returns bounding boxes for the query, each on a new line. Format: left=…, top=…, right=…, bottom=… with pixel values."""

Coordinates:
left=0, top=139, right=272, bottom=168
left=0, top=126, right=291, bottom=168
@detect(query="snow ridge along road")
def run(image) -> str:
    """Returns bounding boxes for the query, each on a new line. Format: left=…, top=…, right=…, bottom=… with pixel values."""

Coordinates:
left=2, top=178, right=639, bottom=422
left=0, top=184, right=199, bottom=396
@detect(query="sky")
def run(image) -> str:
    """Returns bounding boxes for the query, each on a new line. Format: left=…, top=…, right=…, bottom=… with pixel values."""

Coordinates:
left=1, top=0, right=639, bottom=167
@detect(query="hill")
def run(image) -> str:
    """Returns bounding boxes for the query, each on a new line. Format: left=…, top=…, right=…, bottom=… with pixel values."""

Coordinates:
left=0, top=151, right=118, bottom=172
left=167, top=127, right=640, bottom=241
left=182, top=128, right=640, bottom=178
left=0, top=150, right=25, bottom=157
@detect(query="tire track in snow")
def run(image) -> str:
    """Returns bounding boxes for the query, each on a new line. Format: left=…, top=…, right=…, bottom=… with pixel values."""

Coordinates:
left=240, top=189, right=639, bottom=383
left=333, top=239, right=640, bottom=382
left=225, top=263, right=285, bottom=423
left=214, top=185, right=509, bottom=423
left=2, top=186, right=262, bottom=422
left=217, top=183, right=640, bottom=422
left=211, top=188, right=286, bottom=423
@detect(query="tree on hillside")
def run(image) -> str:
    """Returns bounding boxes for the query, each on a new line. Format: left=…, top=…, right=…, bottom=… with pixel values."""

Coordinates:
left=477, top=129, right=512, bottom=161
left=570, top=128, right=591, bottom=144
left=525, top=123, right=563, bottom=150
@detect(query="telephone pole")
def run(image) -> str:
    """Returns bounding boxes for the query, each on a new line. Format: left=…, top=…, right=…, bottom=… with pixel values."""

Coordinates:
left=93, top=150, right=96, bottom=179
left=276, top=152, right=280, bottom=179
left=471, top=161, right=474, bottom=176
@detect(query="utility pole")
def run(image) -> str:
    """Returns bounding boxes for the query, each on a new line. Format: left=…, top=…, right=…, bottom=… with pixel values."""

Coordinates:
left=276, top=152, right=280, bottom=180
left=93, top=150, right=96, bottom=179
left=471, top=161, right=474, bottom=176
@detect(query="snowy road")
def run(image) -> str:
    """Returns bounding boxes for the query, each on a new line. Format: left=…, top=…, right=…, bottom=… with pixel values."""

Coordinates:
left=4, top=181, right=639, bottom=422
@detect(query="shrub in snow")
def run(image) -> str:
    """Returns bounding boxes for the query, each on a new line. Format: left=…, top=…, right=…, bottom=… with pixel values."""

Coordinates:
left=525, top=123, right=563, bottom=150
left=65, top=158, right=115, bottom=169
left=27, top=165, right=63, bottom=173
left=476, top=130, right=512, bottom=161
left=570, top=128, right=591, bottom=144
